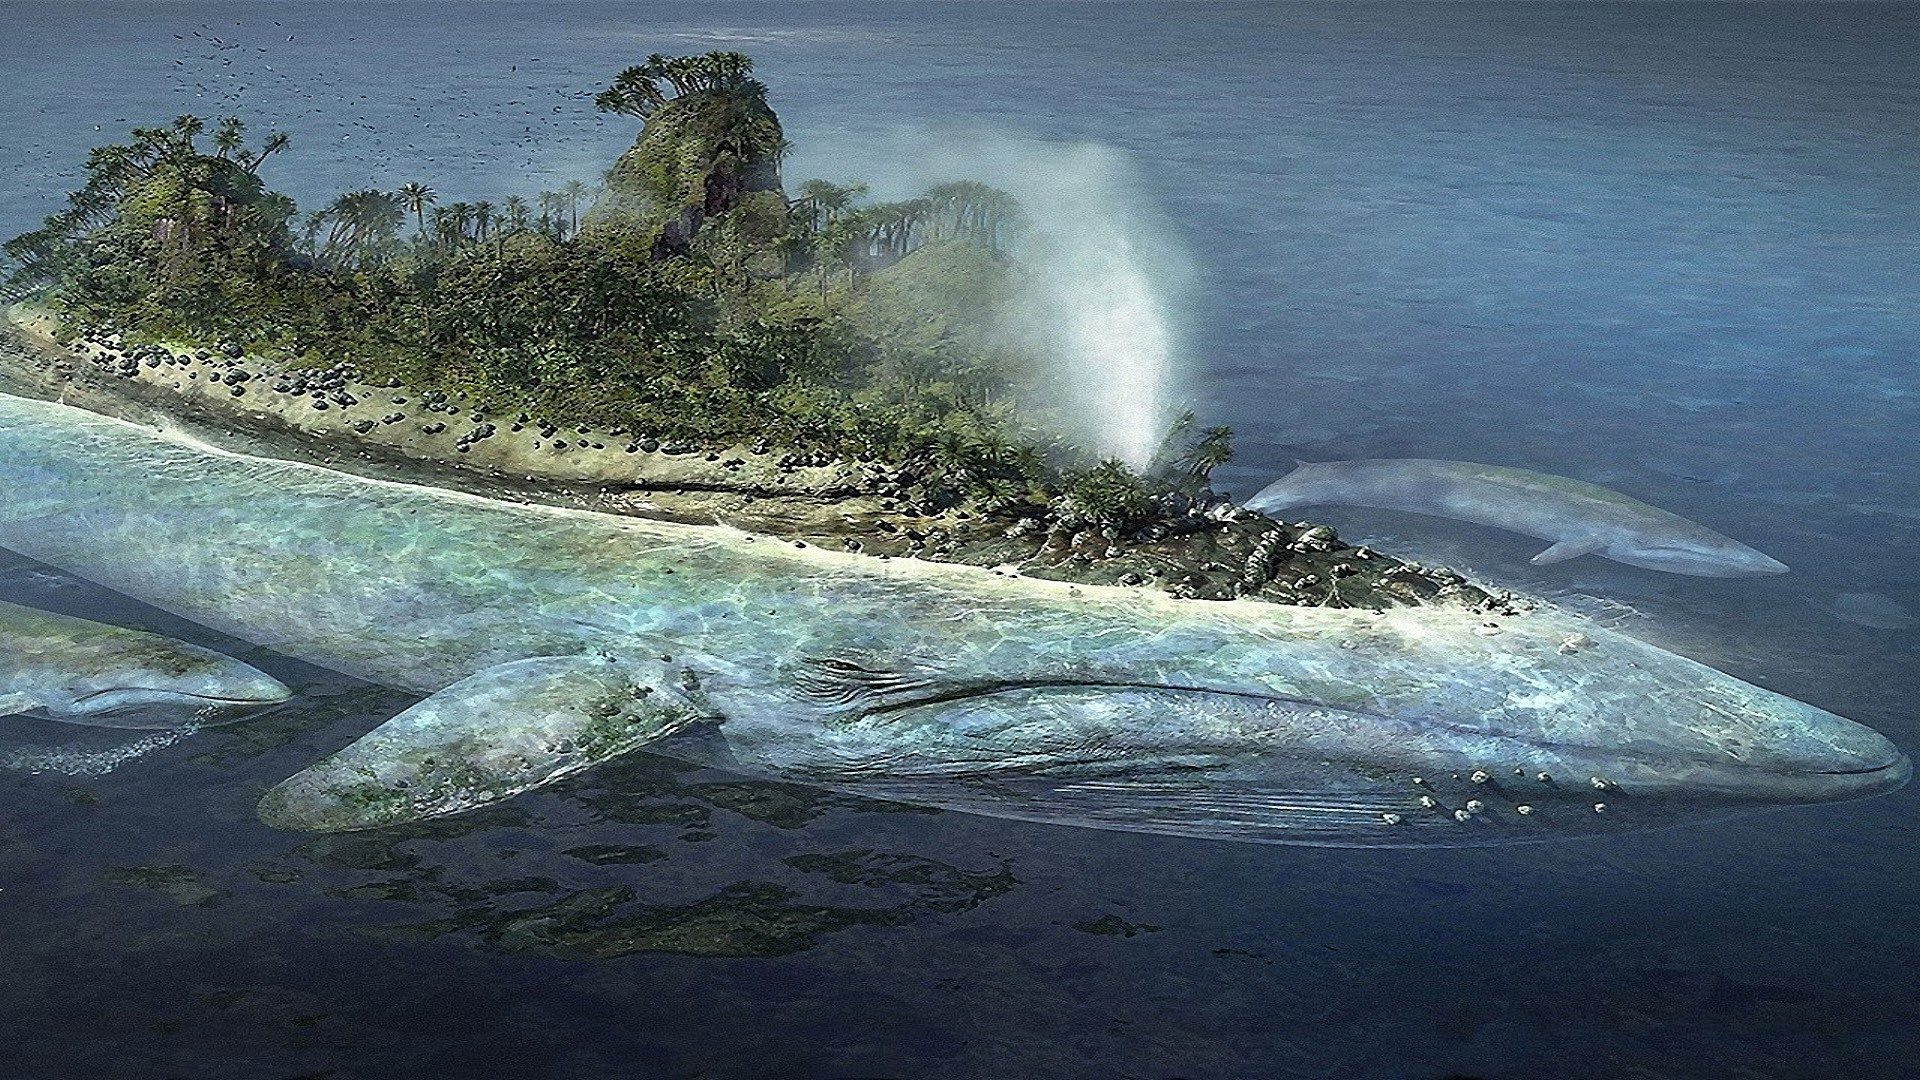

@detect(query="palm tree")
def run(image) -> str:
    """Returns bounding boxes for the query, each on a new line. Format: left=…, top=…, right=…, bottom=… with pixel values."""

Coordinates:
left=361, top=190, right=406, bottom=260
left=241, top=131, right=291, bottom=175
left=922, top=179, right=1025, bottom=251
left=924, top=180, right=979, bottom=242
left=212, top=116, right=245, bottom=160
left=132, top=123, right=200, bottom=173
left=1150, top=412, right=1195, bottom=471
left=869, top=198, right=932, bottom=259
left=562, top=180, right=589, bottom=235
left=898, top=197, right=931, bottom=254
left=816, top=213, right=870, bottom=290
left=62, top=184, right=116, bottom=230
left=704, top=51, right=755, bottom=87
left=428, top=206, right=455, bottom=254
left=472, top=200, right=494, bottom=243
left=298, top=211, right=327, bottom=258
left=396, top=182, right=435, bottom=239
left=769, top=228, right=815, bottom=275
left=319, top=189, right=405, bottom=267
left=170, top=114, right=205, bottom=153
left=793, top=179, right=866, bottom=234
left=594, top=51, right=771, bottom=123
left=67, top=143, right=150, bottom=219
left=767, top=136, right=794, bottom=174
left=446, top=202, right=474, bottom=246
left=862, top=202, right=912, bottom=262
left=319, top=193, right=358, bottom=256
left=975, top=187, right=1027, bottom=252
left=651, top=53, right=694, bottom=96
left=537, top=191, right=565, bottom=238
left=1184, top=426, right=1235, bottom=490
left=502, top=194, right=530, bottom=234
left=594, top=63, right=668, bottom=120
left=242, top=191, right=299, bottom=238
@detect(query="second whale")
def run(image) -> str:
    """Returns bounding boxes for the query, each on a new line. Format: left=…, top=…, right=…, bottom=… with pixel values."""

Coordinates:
left=1246, top=459, right=1788, bottom=577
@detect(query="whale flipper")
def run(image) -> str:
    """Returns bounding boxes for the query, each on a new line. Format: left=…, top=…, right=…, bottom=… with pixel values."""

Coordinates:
left=0, top=599, right=289, bottom=728
left=1530, top=537, right=1605, bottom=566
left=257, top=653, right=717, bottom=832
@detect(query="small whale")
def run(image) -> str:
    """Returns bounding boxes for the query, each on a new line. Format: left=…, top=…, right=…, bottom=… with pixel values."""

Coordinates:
left=0, top=599, right=290, bottom=728
left=1246, top=459, right=1788, bottom=578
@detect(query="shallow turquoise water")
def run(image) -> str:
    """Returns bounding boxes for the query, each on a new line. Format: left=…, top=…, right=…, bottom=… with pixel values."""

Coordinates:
left=1, top=3, right=1917, bottom=1077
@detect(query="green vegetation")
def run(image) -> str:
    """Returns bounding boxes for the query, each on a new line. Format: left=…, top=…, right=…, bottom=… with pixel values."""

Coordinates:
left=3, top=51, right=1230, bottom=518
left=1063, top=460, right=1154, bottom=530
left=1148, top=410, right=1236, bottom=496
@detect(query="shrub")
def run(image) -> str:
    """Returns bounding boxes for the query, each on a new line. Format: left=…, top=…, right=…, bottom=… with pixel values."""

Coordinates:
left=1064, top=459, right=1152, bottom=529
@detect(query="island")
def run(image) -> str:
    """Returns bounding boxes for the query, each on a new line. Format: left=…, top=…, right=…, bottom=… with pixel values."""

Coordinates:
left=0, top=51, right=1505, bottom=614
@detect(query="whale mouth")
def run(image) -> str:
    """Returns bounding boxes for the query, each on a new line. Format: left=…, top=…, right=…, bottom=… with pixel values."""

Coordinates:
left=1818, top=759, right=1907, bottom=775
left=1626, top=741, right=1914, bottom=806
left=59, top=682, right=293, bottom=728
left=1795, top=753, right=1912, bottom=801
left=73, top=687, right=287, bottom=710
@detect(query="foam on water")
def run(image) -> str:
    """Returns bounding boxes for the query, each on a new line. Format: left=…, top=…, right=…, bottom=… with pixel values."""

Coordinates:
left=2, top=726, right=191, bottom=778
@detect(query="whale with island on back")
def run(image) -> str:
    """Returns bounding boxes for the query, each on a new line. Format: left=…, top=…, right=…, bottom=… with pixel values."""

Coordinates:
left=0, top=391, right=1901, bottom=846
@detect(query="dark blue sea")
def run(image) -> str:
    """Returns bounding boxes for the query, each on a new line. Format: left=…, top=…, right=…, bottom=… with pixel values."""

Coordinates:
left=2, top=3, right=1918, bottom=1077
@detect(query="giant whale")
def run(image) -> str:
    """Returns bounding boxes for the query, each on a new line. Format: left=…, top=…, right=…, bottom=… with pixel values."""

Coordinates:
left=0, top=391, right=1901, bottom=846
left=1247, top=459, right=1789, bottom=577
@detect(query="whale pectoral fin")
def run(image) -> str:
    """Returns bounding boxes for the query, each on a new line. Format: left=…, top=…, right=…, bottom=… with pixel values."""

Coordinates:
left=784, top=652, right=1007, bottom=724
left=794, top=653, right=950, bottom=709
left=1530, top=537, right=1605, bottom=566
left=258, top=654, right=714, bottom=833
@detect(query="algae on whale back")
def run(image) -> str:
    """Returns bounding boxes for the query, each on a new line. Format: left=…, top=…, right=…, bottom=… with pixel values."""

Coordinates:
left=0, top=389, right=1904, bottom=847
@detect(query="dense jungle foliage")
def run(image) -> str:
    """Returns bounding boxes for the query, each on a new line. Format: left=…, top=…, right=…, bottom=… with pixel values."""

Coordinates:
left=3, top=52, right=1231, bottom=522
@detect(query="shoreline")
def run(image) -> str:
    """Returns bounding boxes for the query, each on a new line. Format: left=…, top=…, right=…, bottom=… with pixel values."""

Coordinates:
left=0, top=303, right=1511, bottom=613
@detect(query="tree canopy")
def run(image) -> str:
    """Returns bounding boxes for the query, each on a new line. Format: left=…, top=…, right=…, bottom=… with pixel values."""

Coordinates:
left=4, top=52, right=1227, bottom=515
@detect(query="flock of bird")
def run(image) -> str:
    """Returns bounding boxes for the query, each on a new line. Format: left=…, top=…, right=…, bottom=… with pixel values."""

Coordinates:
left=160, top=16, right=609, bottom=198
left=8, top=9, right=754, bottom=239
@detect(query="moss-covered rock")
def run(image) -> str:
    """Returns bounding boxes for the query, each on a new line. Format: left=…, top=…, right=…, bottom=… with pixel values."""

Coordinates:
left=592, top=80, right=786, bottom=258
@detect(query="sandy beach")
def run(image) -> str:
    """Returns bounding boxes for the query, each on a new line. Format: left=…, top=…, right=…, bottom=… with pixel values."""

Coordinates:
left=0, top=304, right=1500, bottom=611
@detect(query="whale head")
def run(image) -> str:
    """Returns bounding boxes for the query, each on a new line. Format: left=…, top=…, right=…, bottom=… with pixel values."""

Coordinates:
left=1606, top=533, right=1789, bottom=577
left=1, top=605, right=291, bottom=729
left=33, top=658, right=291, bottom=728
left=789, top=606, right=1903, bottom=847
left=39, top=667, right=292, bottom=727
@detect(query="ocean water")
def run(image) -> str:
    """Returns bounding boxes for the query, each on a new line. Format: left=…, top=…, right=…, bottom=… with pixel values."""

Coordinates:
left=2, top=2, right=1918, bottom=1077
